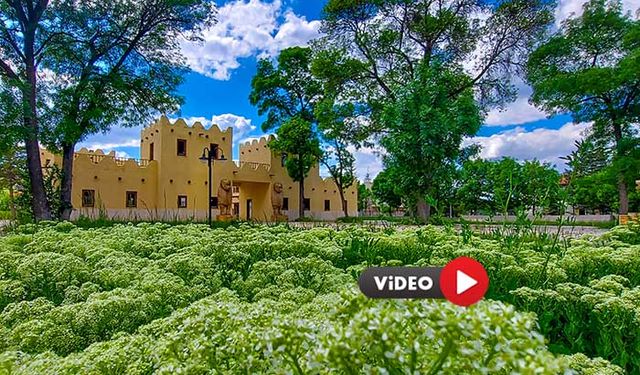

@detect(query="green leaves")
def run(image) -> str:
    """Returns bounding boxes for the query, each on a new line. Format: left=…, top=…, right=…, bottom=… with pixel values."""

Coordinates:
left=380, top=63, right=482, bottom=219
left=526, top=0, right=640, bottom=214
left=1, top=222, right=638, bottom=372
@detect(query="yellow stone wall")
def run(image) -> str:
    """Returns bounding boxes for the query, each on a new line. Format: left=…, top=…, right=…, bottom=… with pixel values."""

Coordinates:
left=43, top=116, right=358, bottom=221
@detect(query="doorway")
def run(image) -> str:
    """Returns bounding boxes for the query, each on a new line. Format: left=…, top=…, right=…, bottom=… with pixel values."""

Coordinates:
left=246, top=199, right=253, bottom=220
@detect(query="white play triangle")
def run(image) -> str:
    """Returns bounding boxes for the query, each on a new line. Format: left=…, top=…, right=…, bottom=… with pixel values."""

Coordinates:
left=456, top=270, right=478, bottom=295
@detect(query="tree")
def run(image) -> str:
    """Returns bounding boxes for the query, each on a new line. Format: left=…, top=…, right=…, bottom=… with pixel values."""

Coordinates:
left=372, top=169, right=402, bottom=215
left=456, top=157, right=563, bottom=216
left=0, top=147, right=22, bottom=219
left=527, top=0, right=640, bottom=214
left=456, top=159, right=495, bottom=214
left=269, top=117, right=322, bottom=219
left=357, top=180, right=372, bottom=213
left=312, top=48, right=369, bottom=217
left=46, top=0, right=214, bottom=220
left=561, top=138, right=610, bottom=178
left=521, top=160, right=563, bottom=215
left=321, top=0, right=555, bottom=219
left=0, top=0, right=62, bottom=220
left=380, top=63, right=482, bottom=220
left=250, top=47, right=323, bottom=219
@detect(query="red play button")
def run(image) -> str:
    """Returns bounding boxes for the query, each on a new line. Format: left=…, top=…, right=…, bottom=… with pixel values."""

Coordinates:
left=439, top=257, right=489, bottom=307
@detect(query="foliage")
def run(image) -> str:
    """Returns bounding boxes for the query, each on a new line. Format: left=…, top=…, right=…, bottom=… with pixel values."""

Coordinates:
left=269, top=117, right=323, bottom=195
left=320, top=0, right=554, bottom=218
left=380, top=63, right=482, bottom=220
left=0, top=222, right=638, bottom=372
left=456, top=157, right=564, bottom=216
left=356, top=181, right=372, bottom=212
left=526, top=0, right=640, bottom=214
left=371, top=169, right=402, bottom=214
left=250, top=47, right=324, bottom=218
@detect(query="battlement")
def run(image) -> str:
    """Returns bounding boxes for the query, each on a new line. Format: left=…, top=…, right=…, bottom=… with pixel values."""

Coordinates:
left=143, top=115, right=232, bottom=137
left=75, top=148, right=153, bottom=168
left=240, top=135, right=275, bottom=149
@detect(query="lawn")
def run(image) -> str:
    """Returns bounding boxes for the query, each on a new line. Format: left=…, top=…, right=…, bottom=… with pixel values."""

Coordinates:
left=0, top=221, right=637, bottom=374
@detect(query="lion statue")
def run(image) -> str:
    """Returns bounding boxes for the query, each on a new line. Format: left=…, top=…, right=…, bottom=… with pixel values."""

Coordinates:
left=217, top=179, right=232, bottom=216
left=271, top=182, right=284, bottom=216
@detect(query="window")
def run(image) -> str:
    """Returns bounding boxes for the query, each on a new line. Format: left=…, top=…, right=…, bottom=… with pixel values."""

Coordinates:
left=210, top=143, right=219, bottom=159
left=303, top=198, right=310, bottom=211
left=281, top=152, right=288, bottom=167
left=126, top=191, right=137, bottom=208
left=177, top=139, right=187, bottom=156
left=210, top=197, right=218, bottom=208
left=149, top=143, right=154, bottom=160
left=282, top=197, right=289, bottom=211
left=324, top=199, right=331, bottom=211
left=82, top=190, right=95, bottom=208
left=177, top=195, right=187, bottom=208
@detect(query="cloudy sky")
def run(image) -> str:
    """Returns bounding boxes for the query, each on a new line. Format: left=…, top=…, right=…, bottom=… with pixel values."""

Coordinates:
left=80, top=0, right=640, bottom=179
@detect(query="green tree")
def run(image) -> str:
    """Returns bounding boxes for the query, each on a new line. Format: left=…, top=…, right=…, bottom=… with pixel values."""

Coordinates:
left=250, top=47, right=323, bottom=219
left=322, top=0, right=555, bottom=219
left=381, top=63, right=482, bottom=220
left=561, top=138, right=610, bottom=178
left=569, top=169, right=619, bottom=213
left=456, top=159, right=495, bottom=214
left=357, top=180, right=372, bottom=213
left=312, top=48, right=369, bottom=217
left=372, top=169, right=402, bottom=214
left=527, top=0, right=640, bottom=214
left=0, top=0, right=63, bottom=220
left=0, top=147, right=22, bottom=219
left=269, top=117, right=322, bottom=219
left=521, top=160, right=563, bottom=215
left=46, top=0, right=214, bottom=220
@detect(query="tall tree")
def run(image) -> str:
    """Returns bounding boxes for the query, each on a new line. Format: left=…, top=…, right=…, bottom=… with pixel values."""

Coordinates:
left=0, top=0, right=62, bottom=220
left=527, top=0, right=640, bottom=214
left=269, top=117, right=322, bottom=219
left=371, top=169, right=402, bottom=214
left=312, top=48, right=369, bottom=217
left=250, top=47, right=323, bottom=219
left=561, top=138, right=610, bottom=178
left=521, top=159, right=562, bottom=215
left=46, top=0, right=214, bottom=220
left=381, top=63, right=482, bottom=220
left=321, top=0, right=555, bottom=219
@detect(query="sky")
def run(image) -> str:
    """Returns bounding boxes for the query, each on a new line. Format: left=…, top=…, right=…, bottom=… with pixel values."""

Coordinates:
left=80, top=0, right=640, bottom=180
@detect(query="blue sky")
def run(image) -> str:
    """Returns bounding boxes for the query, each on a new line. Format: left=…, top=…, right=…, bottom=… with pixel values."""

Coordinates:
left=80, top=0, right=640, bottom=179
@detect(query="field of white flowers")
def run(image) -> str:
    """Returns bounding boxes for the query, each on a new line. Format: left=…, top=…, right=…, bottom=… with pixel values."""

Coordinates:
left=0, top=221, right=637, bottom=374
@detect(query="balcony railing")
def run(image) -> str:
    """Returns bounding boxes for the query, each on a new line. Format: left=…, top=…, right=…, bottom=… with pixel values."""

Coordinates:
left=75, top=153, right=151, bottom=167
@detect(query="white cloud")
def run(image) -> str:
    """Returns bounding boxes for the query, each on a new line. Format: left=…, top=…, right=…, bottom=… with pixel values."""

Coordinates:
left=465, top=122, right=591, bottom=170
left=211, top=114, right=257, bottom=139
left=555, top=0, right=640, bottom=27
left=181, top=113, right=257, bottom=139
left=484, top=83, right=548, bottom=126
left=79, top=127, right=143, bottom=152
left=180, top=0, right=321, bottom=80
left=348, top=145, right=385, bottom=181
left=485, top=96, right=548, bottom=126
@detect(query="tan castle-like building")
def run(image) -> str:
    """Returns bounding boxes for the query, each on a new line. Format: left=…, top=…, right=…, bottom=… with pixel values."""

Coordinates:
left=41, top=116, right=358, bottom=221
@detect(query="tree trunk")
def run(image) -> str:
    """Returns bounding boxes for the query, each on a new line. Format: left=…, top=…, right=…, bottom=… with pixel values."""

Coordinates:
left=23, top=58, right=51, bottom=221
left=617, top=173, right=629, bottom=215
left=59, top=142, right=75, bottom=220
left=298, top=177, right=305, bottom=219
left=339, top=187, right=348, bottom=217
left=612, top=121, right=629, bottom=215
left=416, top=196, right=430, bottom=222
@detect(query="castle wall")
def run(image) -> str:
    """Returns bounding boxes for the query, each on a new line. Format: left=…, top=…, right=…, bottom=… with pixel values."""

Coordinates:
left=45, top=116, right=358, bottom=222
